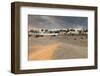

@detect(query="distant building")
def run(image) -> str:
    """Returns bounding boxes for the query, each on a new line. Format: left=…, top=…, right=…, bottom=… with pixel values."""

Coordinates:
left=28, top=27, right=88, bottom=37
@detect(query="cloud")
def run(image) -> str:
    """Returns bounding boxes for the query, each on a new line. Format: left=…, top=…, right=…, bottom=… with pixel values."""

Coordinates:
left=28, top=15, right=88, bottom=29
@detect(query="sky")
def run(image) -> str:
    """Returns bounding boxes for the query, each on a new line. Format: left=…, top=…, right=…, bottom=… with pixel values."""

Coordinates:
left=28, top=15, right=88, bottom=29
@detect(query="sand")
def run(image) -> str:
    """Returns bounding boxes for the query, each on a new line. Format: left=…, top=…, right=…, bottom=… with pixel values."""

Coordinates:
left=28, top=35, right=88, bottom=60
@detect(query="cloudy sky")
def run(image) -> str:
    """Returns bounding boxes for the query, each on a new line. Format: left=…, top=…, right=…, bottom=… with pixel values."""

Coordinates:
left=28, top=15, right=88, bottom=29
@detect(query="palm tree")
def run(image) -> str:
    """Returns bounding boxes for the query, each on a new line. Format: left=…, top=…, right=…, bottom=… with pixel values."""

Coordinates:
left=45, top=29, right=48, bottom=33
left=29, top=29, right=34, bottom=33
left=84, top=29, right=88, bottom=34
left=78, top=30, right=82, bottom=35
left=83, top=29, right=88, bottom=38
left=41, top=29, right=44, bottom=32
left=70, top=28, right=75, bottom=31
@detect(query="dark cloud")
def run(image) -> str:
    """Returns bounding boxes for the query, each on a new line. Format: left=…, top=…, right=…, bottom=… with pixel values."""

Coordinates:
left=28, top=15, right=88, bottom=29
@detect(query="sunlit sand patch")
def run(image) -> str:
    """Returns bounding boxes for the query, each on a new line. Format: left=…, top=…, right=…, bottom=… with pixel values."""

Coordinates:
left=28, top=42, right=61, bottom=60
